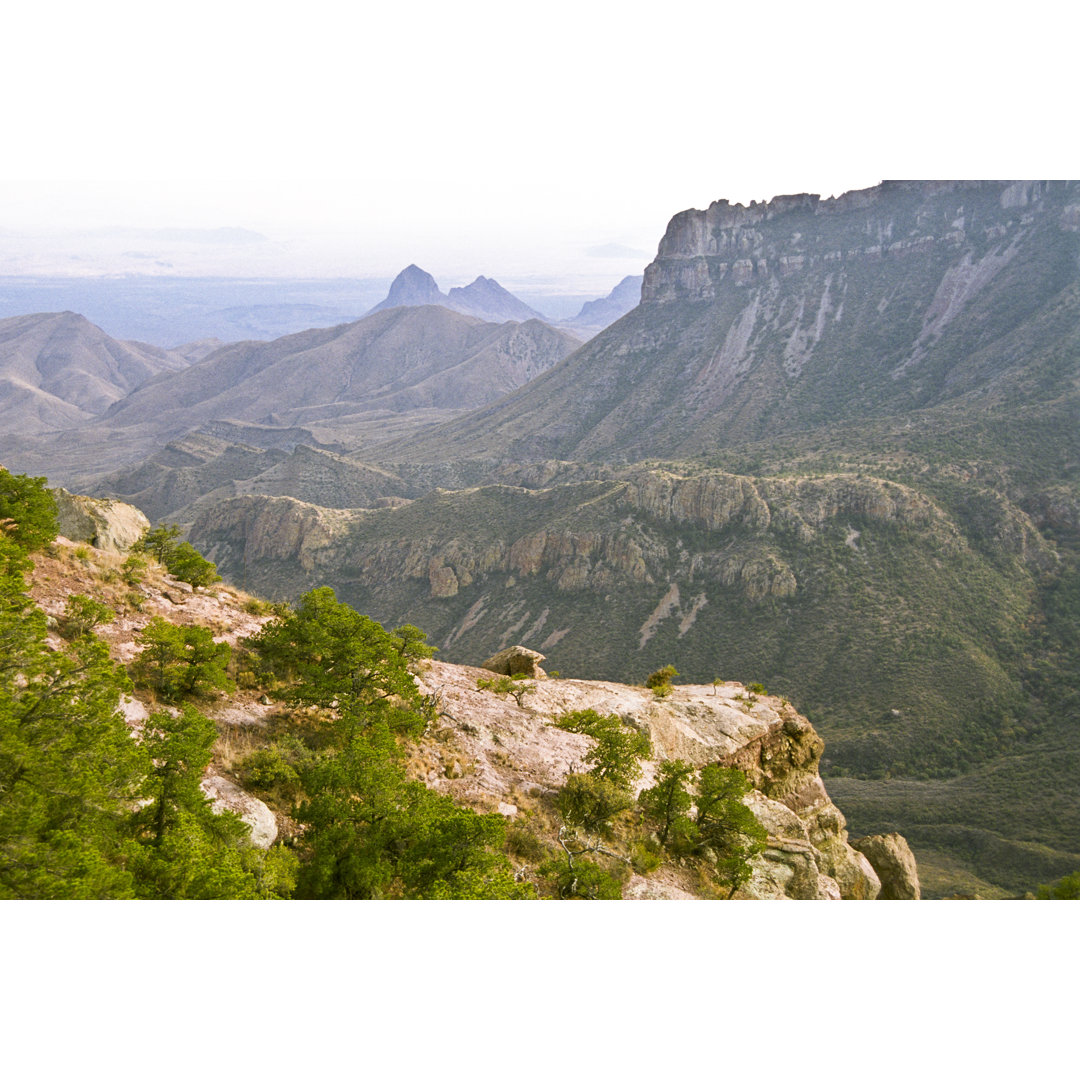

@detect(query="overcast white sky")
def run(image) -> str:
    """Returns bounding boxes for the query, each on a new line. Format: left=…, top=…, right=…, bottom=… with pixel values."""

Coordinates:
left=2, top=0, right=1076, bottom=289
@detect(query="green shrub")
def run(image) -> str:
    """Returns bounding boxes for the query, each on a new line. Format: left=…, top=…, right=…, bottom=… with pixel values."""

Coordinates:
left=477, top=674, right=534, bottom=707
left=167, top=542, right=220, bottom=588
left=122, top=553, right=148, bottom=585
left=630, top=838, right=663, bottom=874
left=505, top=824, right=548, bottom=862
left=58, top=594, right=115, bottom=640
left=645, top=664, right=678, bottom=690
left=747, top=682, right=767, bottom=696
left=538, top=855, right=624, bottom=900
left=239, top=746, right=301, bottom=795
left=551, top=709, right=651, bottom=789
left=135, top=525, right=220, bottom=588
left=556, top=773, right=633, bottom=835
left=1037, top=870, right=1080, bottom=899
left=129, top=616, right=233, bottom=701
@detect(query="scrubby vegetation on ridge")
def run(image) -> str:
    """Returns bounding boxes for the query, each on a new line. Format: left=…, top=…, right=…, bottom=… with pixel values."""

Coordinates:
left=0, top=472, right=777, bottom=900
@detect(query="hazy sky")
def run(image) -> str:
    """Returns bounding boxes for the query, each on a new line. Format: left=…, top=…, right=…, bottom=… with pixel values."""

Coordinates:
left=2, top=1, right=1075, bottom=290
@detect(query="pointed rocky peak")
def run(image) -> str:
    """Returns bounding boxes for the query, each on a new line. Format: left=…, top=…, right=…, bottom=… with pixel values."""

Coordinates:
left=368, top=264, right=447, bottom=313
left=446, top=276, right=545, bottom=323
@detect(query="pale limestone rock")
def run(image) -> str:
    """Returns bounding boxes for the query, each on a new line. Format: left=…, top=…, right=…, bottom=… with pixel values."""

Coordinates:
left=853, top=833, right=922, bottom=900
left=481, top=645, right=546, bottom=678
left=51, top=488, right=149, bottom=553
left=201, top=772, right=278, bottom=849
left=407, top=661, right=898, bottom=899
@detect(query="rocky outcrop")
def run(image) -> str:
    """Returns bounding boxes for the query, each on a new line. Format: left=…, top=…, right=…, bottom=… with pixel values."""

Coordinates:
left=447, top=277, right=546, bottom=323
left=191, top=468, right=958, bottom=614
left=370, top=266, right=549, bottom=325
left=415, top=660, right=887, bottom=900
left=853, top=833, right=921, bottom=899
left=52, top=487, right=150, bottom=552
left=482, top=645, right=546, bottom=677
left=368, top=264, right=446, bottom=312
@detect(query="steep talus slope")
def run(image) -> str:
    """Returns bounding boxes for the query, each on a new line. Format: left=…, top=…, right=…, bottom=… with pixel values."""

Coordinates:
left=0, top=311, right=190, bottom=435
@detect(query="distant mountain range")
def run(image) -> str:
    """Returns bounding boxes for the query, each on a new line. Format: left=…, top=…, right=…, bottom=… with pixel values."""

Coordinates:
left=0, top=311, right=192, bottom=434
left=0, top=303, right=582, bottom=485
left=367, top=264, right=643, bottom=335
left=369, top=265, right=549, bottom=325
left=562, top=274, right=643, bottom=332
left=384, top=181, right=1080, bottom=464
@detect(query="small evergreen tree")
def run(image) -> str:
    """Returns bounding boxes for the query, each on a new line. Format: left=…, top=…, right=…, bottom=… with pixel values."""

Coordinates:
left=137, top=524, right=181, bottom=563
left=0, top=535, right=147, bottom=898
left=130, top=705, right=295, bottom=899
left=249, top=588, right=528, bottom=899
left=551, top=709, right=651, bottom=790
left=130, top=616, right=233, bottom=701
left=0, top=469, right=57, bottom=552
left=645, top=665, right=678, bottom=690
left=638, top=759, right=695, bottom=847
left=135, top=525, right=220, bottom=587
left=692, top=764, right=768, bottom=895
left=58, top=594, right=115, bottom=639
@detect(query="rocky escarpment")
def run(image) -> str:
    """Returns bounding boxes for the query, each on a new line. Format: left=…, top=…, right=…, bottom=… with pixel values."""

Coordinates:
left=641, top=181, right=1075, bottom=304
left=414, top=659, right=892, bottom=899
left=190, top=464, right=981, bottom=622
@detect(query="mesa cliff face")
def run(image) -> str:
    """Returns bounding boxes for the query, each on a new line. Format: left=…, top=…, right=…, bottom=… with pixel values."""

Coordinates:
left=641, top=180, right=1075, bottom=303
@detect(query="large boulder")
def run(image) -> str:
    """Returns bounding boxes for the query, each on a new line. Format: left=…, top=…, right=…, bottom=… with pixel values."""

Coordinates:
left=52, top=488, right=149, bottom=553
left=852, top=833, right=921, bottom=899
left=201, top=772, right=278, bottom=849
left=481, top=645, right=547, bottom=678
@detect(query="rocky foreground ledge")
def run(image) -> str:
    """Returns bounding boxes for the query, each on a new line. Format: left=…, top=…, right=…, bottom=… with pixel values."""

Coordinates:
left=27, top=495, right=919, bottom=900
left=412, top=659, right=920, bottom=900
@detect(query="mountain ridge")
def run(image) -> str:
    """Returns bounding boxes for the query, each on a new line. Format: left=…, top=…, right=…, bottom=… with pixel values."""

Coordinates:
left=0, top=310, right=191, bottom=434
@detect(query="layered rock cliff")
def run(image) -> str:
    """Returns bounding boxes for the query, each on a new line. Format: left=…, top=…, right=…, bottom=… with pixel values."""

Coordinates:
left=641, top=180, right=1077, bottom=304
